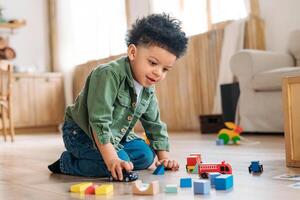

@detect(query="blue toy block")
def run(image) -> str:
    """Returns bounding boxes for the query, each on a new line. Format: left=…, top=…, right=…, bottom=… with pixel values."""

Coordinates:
left=191, top=163, right=199, bottom=174
left=215, top=174, right=233, bottom=190
left=208, top=172, right=221, bottom=186
left=193, top=180, right=210, bottom=195
left=216, top=139, right=224, bottom=145
left=153, top=164, right=165, bottom=175
left=180, top=178, right=192, bottom=188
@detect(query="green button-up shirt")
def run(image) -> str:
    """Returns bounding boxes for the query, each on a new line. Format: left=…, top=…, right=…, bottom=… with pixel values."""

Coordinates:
left=65, top=56, right=169, bottom=151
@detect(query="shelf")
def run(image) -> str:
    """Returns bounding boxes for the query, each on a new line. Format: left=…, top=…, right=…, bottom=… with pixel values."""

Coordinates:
left=0, top=20, right=26, bottom=30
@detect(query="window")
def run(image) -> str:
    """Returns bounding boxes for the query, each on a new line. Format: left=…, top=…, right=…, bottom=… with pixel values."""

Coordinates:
left=210, top=0, right=247, bottom=23
left=57, top=0, right=127, bottom=69
left=70, top=0, right=127, bottom=64
left=151, top=0, right=247, bottom=36
left=151, top=0, right=207, bottom=36
left=54, top=0, right=128, bottom=104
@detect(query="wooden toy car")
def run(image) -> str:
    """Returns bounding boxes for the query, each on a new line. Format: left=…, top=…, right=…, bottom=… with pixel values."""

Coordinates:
left=248, top=161, right=263, bottom=174
left=218, top=122, right=243, bottom=144
left=108, top=170, right=139, bottom=182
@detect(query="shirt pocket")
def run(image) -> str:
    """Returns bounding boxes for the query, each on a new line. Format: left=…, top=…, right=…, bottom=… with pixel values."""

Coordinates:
left=112, top=91, right=132, bottom=121
left=117, top=91, right=131, bottom=108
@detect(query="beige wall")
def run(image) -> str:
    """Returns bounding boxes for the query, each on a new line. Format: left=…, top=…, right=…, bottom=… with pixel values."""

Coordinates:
left=259, top=0, right=300, bottom=52
left=1, top=0, right=50, bottom=72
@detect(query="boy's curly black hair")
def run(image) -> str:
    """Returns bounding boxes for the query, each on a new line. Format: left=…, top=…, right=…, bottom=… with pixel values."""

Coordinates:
left=126, top=13, right=188, bottom=58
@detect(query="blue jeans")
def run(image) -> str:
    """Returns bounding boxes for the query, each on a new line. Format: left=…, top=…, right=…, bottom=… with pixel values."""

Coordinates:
left=59, top=121, right=155, bottom=177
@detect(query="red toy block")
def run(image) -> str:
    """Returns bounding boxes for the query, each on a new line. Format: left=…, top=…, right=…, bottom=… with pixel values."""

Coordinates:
left=187, top=156, right=199, bottom=166
left=189, top=153, right=202, bottom=163
left=85, top=184, right=98, bottom=195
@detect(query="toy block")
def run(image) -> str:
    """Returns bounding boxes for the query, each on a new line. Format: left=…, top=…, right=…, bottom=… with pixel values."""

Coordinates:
left=153, top=164, right=165, bottom=175
left=95, top=184, right=113, bottom=195
left=187, top=155, right=199, bottom=166
left=216, top=139, right=224, bottom=145
left=208, top=172, right=221, bottom=186
left=180, top=178, right=192, bottom=188
left=70, top=182, right=93, bottom=193
left=85, top=184, right=98, bottom=195
left=191, top=163, right=199, bottom=174
left=193, top=180, right=210, bottom=195
left=165, top=184, right=178, bottom=193
left=132, top=180, right=159, bottom=195
left=215, top=174, right=233, bottom=190
left=189, top=153, right=202, bottom=163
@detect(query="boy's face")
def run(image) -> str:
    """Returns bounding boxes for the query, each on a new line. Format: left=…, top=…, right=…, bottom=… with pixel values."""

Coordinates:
left=127, top=44, right=177, bottom=87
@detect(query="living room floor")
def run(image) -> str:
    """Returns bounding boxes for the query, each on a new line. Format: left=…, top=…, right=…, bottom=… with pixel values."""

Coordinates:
left=1, top=132, right=299, bottom=200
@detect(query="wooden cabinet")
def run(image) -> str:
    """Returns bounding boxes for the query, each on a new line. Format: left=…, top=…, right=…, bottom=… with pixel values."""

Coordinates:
left=283, top=76, right=300, bottom=167
left=12, top=73, right=65, bottom=130
left=12, top=75, right=35, bottom=127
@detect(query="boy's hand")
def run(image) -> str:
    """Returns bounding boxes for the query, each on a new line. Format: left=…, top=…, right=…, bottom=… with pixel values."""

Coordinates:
left=155, top=159, right=179, bottom=171
left=92, top=132, right=134, bottom=181
left=108, top=158, right=134, bottom=181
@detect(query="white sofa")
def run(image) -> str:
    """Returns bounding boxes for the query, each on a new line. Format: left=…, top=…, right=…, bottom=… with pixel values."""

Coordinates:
left=230, top=30, right=300, bottom=132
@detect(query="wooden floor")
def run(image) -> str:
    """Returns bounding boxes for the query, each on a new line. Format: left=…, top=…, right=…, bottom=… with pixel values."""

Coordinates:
left=1, top=132, right=300, bottom=200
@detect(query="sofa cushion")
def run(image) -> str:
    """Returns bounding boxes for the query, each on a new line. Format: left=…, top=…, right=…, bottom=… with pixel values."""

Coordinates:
left=251, top=67, right=300, bottom=91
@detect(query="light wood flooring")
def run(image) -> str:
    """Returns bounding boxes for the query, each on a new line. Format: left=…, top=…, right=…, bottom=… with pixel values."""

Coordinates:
left=1, top=132, right=300, bottom=200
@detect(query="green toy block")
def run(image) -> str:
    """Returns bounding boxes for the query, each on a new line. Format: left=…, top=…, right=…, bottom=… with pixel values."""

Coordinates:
left=165, top=184, right=178, bottom=193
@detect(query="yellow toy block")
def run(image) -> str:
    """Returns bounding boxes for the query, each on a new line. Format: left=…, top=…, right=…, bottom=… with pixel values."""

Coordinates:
left=95, top=184, right=113, bottom=195
left=70, top=182, right=93, bottom=193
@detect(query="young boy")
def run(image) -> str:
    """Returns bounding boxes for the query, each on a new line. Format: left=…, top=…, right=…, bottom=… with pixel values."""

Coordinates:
left=48, top=13, right=188, bottom=181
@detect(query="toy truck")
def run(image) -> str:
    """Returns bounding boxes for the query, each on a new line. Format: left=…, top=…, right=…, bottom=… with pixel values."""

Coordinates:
left=248, top=161, right=263, bottom=174
left=198, top=161, right=232, bottom=178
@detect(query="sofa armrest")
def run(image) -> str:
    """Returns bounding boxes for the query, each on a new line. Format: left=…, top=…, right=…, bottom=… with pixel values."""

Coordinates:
left=230, top=49, right=295, bottom=78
